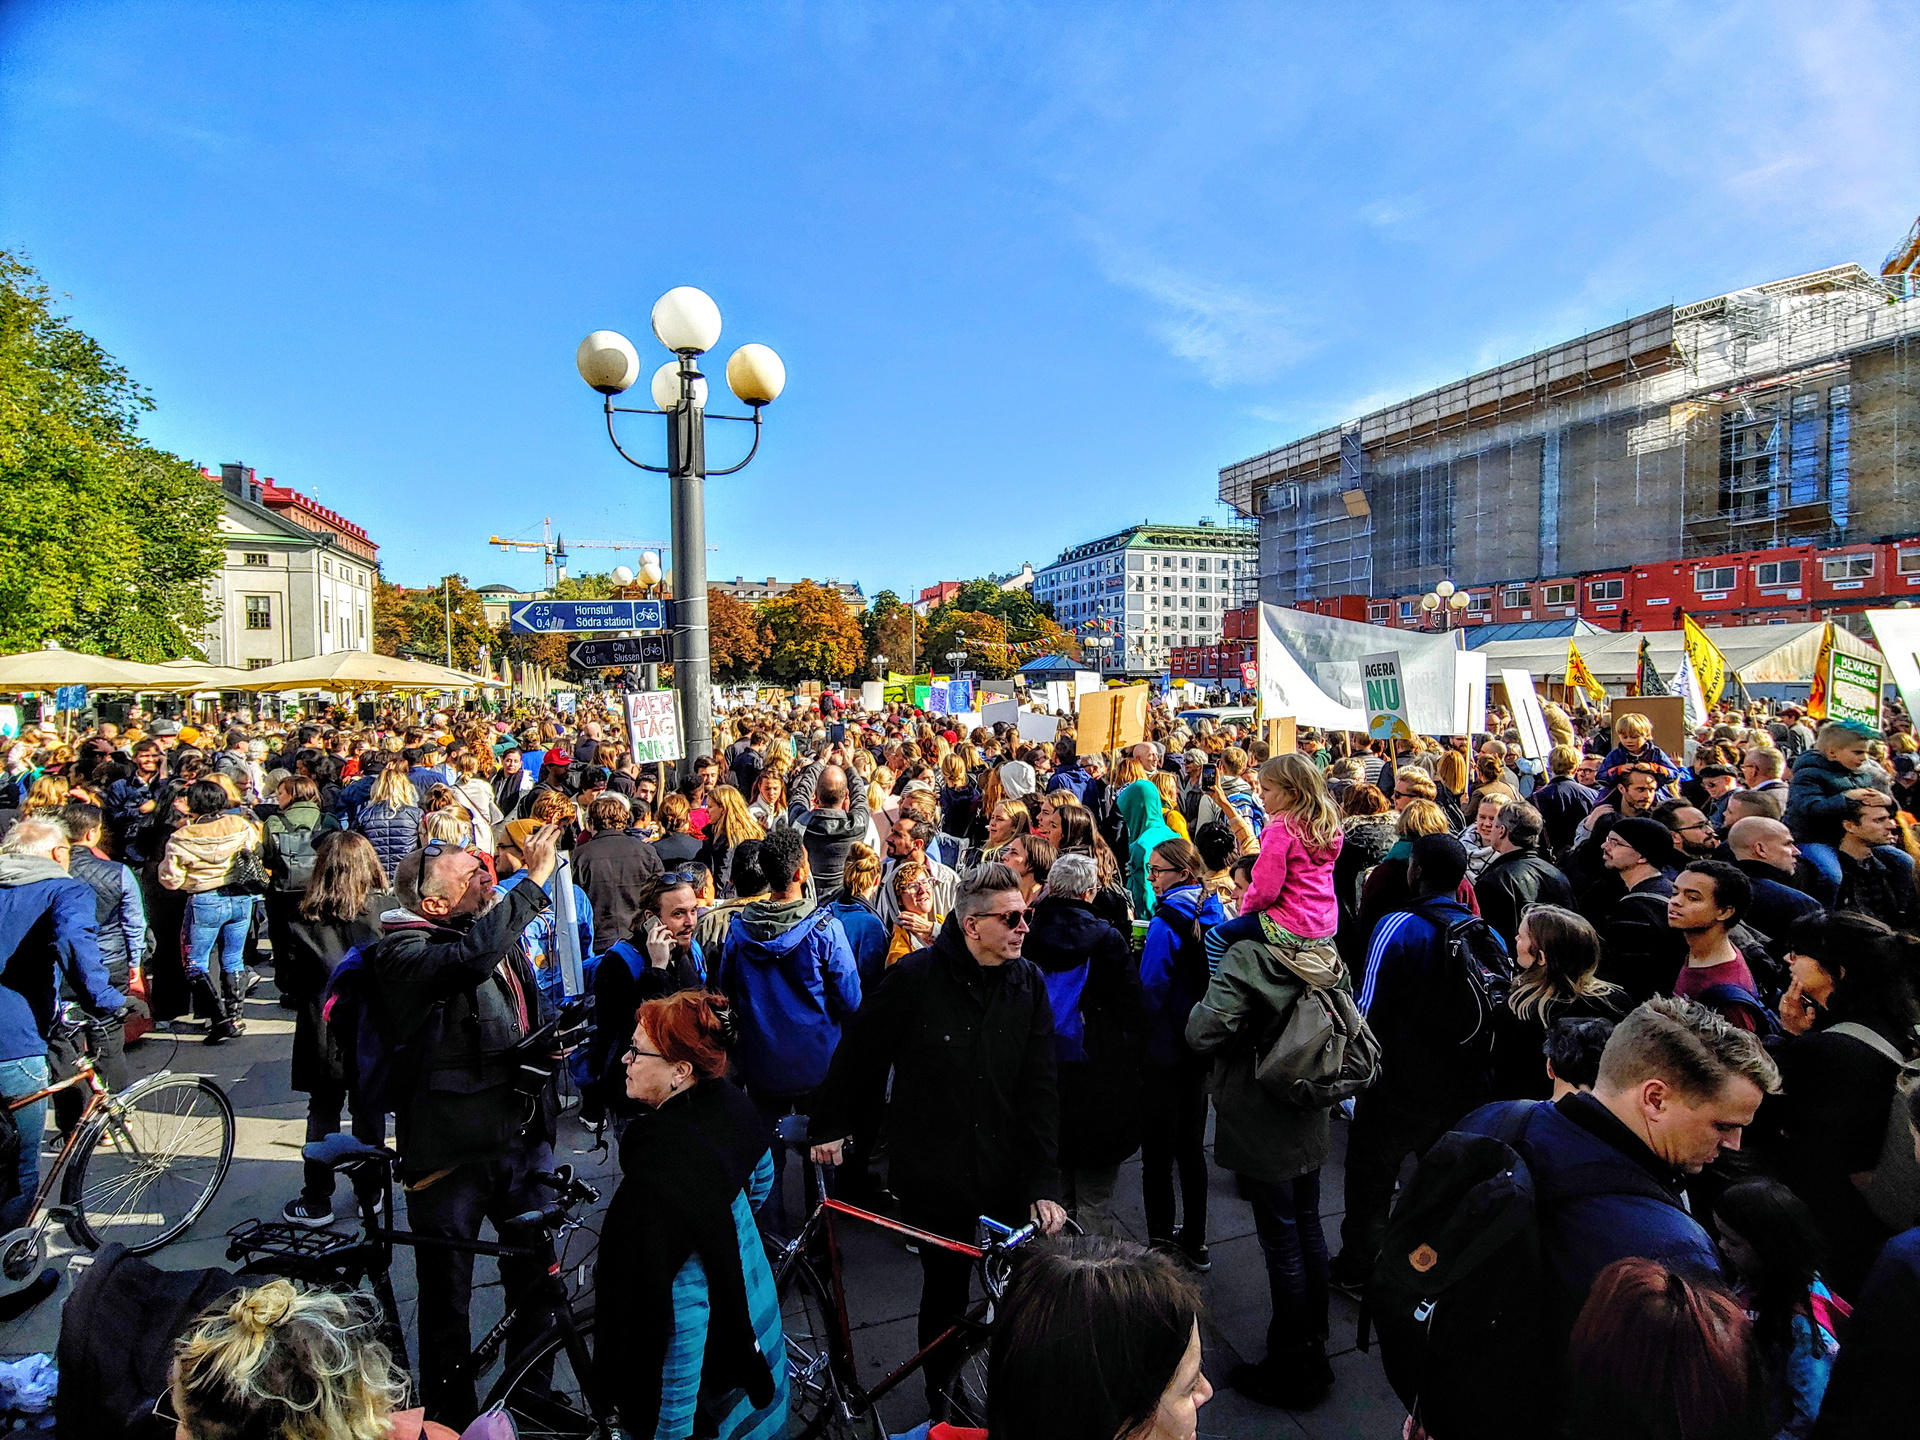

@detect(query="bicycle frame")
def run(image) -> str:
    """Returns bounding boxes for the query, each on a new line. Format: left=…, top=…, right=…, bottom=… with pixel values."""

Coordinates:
left=775, top=1191, right=1012, bottom=1433
left=6, top=1061, right=104, bottom=1226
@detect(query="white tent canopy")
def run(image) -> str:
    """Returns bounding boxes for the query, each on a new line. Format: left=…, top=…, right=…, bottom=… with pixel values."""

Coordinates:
left=1472, top=621, right=1881, bottom=688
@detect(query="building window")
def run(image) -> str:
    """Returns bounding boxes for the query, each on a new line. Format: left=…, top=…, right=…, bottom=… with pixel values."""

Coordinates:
left=1369, top=603, right=1390, bottom=622
left=1466, top=593, right=1491, bottom=614
left=1755, top=560, right=1802, bottom=587
left=321, top=559, right=332, bottom=576
left=241, top=552, right=269, bottom=567
left=1829, top=386, right=1851, bottom=528
left=1588, top=579, right=1624, bottom=601
left=244, top=595, right=273, bottom=630
left=246, top=657, right=273, bottom=670
left=1899, top=551, right=1920, bottom=576
left=1543, top=583, right=1576, bottom=605
left=1501, top=587, right=1530, bottom=608
left=1693, top=567, right=1736, bottom=593
left=322, top=599, right=331, bottom=631
left=1399, top=599, right=1416, bottom=619
left=1823, top=555, right=1874, bottom=580
left=1180, top=557, right=1191, bottom=569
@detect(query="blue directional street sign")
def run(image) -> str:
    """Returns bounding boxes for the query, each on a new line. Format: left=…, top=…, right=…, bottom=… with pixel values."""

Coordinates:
left=508, top=598, right=666, bottom=634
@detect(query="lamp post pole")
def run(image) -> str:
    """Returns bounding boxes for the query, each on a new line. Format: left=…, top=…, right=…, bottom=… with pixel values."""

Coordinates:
left=665, top=374, right=713, bottom=772
left=577, top=293, right=785, bottom=783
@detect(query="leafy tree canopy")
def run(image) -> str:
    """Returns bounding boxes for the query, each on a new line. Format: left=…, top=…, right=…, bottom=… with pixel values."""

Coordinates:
left=0, top=252, right=222, bottom=658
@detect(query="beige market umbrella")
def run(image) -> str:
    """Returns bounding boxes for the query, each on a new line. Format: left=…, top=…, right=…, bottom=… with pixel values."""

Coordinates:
left=0, top=651, right=187, bottom=691
left=237, top=651, right=505, bottom=694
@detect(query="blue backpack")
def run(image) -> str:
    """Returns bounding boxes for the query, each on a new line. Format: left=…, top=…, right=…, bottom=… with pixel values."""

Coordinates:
left=1042, top=963, right=1093, bottom=1064
left=1226, top=789, right=1267, bottom=837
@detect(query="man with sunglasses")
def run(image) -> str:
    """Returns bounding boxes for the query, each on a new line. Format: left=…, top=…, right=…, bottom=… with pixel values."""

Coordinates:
left=364, top=824, right=563, bottom=1425
left=809, top=862, right=1066, bottom=1413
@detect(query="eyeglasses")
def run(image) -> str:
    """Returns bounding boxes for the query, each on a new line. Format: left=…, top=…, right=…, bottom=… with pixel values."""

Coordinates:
left=658, top=870, right=702, bottom=887
left=622, top=1045, right=667, bottom=1064
left=1678, top=820, right=1715, bottom=834
left=152, top=1385, right=181, bottom=1425
left=1147, top=862, right=1184, bottom=876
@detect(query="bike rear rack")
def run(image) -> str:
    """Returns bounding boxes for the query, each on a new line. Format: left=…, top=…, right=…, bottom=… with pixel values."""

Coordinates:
left=226, top=1218, right=366, bottom=1266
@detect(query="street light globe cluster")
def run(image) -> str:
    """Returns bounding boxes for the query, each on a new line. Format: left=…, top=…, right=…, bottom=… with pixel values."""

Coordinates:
left=575, top=286, right=785, bottom=408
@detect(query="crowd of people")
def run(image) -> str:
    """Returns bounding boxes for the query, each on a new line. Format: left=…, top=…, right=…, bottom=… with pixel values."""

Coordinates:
left=3, top=683, right=1920, bottom=1437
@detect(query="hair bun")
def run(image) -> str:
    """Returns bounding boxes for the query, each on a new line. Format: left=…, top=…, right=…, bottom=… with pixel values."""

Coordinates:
left=706, top=994, right=740, bottom=1050
left=233, top=1280, right=296, bottom=1334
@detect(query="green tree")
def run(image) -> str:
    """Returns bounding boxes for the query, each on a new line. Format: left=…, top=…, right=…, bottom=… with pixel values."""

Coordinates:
left=921, top=608, right=1013, bottom=679
left=758, top=580, right=865, bottom=683
left=709, top=586, right=767, bottom=682
left=374, top=575, right=494, bottom=669
left=0, top=252, right=222, bottom=658
left=863, top=590, right=919, bottom=673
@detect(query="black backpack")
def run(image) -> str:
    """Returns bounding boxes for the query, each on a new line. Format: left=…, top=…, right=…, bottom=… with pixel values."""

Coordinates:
left=1361, top=1100, right=1676, bottom=1439
left=1410, top=902, right=1514, bottom=1062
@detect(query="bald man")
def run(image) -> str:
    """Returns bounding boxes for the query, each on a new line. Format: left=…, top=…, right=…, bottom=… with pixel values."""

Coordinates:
left=1727, top=816, right=1822, bottom=944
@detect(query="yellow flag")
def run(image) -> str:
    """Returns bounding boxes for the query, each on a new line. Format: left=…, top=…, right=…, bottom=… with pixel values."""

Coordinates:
left=1680, top=613, right=1729, bottom=709
left=1566, top=641, right=1607, bottom=709
left=1807, top=622, right=1835, bottom=720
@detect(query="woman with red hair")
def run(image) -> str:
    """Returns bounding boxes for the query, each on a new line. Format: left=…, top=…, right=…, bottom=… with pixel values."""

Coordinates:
left=591, top=990, right=786, bottom=1440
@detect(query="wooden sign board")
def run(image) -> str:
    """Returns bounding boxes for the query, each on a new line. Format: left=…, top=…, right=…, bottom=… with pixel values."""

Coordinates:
left=1264, top=716, right=1297, bottom=755
left=1609, top=695, right=1687, bottom=756
left=1076, top=684, right=1150, bottom=755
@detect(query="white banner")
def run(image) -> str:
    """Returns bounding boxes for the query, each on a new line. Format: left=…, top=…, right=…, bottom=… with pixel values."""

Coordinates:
left=1073, top=670, right=1103, bottom=697
left=1258, top=603, right=1491, bottom=736
left=982, top=698, right=1019, bottom=727
left=860, top=681, right=884, bottom=711
left=1016, top=710, right=1061, bottom=742
left=1500, top=669, right=1552, bottom=760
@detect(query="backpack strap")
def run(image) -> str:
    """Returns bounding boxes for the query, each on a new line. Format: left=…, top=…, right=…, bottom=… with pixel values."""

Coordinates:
left=1826, top=1021, right=1911, bottom=1066
left=607, top=940, right=648, bottom=982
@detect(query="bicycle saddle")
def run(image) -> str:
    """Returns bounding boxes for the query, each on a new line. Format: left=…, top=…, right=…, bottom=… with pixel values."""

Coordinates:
left=302, top=1133, right=396, bottom=1169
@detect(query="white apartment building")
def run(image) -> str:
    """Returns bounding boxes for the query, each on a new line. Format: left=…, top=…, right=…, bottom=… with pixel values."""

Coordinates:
left=1032, top=520, right=1258, bottom=677
left=201, top=465, right=378, bottom=670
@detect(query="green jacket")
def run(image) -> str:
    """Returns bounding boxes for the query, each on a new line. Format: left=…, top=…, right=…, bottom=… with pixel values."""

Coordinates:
left=1185, top=931, right=1343, bottom=1184
left=1117, top=779, right=1178, bottom=918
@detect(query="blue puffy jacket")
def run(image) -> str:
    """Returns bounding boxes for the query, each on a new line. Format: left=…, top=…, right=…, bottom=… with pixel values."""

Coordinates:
left=1138, top=883, right=1224, bottom=1067
left=0, top=856, right=126, bottom=1063
left=354, top=802, right=423, bottom=879
left=714, top=903, right=862, bottom=1095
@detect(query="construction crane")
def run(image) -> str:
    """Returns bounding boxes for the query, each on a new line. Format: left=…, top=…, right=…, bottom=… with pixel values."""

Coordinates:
left=487, top=519, right=682, bottom=588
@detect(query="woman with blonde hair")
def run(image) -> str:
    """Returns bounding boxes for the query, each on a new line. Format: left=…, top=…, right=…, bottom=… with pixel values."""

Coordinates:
left=21, top=773, right=69, bottom=815
left=1357, top=796, right=1480, bottom=933
left=980, top=797, right=1031, bottom=862
left=167, top=1279, right=421, bottom=1440
left=1152, top=771, right=1190, bottom=840
left=748, top=767, right=789, bottom=832
left=700, top=785, right=765, bottom=897
left=352, top=763, right=423, bottom=879
left=1491, top=904, right=1625, bottom=1098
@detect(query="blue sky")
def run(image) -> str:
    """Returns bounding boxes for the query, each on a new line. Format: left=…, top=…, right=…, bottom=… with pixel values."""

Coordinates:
left=4, top=1, right=1918, bottom=600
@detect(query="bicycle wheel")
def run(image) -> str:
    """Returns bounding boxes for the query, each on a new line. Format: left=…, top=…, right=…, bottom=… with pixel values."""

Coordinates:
left=483, top=1308, right=599, bottom=1440
left=934, top=1335, right=992, bottom=1431
left=774, top=1246, right=884, bottom=1440
left=62, top=1074, right=235, bottom=1254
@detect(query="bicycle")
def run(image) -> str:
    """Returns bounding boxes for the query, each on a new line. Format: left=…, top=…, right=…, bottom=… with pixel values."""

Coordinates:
left=225, top=999, right=609, bottom=1439
left=766, top=1175, right=1043, bottom=1440
left=0, top=1026, right=236, bottom=1299
left=226, top=1132, right=608, bottom=1439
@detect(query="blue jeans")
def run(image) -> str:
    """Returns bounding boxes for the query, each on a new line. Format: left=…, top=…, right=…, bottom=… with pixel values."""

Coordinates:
left=184, top=892, right=253, bottom=980
left=1241, top=1169, right=1330, bottom=1358
left=0, top=1056, right=50, bottom=1230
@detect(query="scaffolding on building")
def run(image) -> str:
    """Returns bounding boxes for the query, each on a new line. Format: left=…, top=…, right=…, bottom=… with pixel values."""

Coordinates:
left=1222, top=261, right=1920, bottom=604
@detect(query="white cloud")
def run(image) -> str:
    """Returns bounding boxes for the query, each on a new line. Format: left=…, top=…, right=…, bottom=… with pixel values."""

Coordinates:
left=1090, top=239, right=1310, bottom=387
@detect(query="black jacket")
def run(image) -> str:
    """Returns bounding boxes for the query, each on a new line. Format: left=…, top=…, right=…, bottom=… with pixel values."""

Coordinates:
left=1733, top=858, right=1823, bottom=950
left=1813, top=1227, right=1920, bottom=1437
left=1021, top=895, right=1146, bottom=1169
left=1533, top=776, right=1598, bottom=858
left=595, top=1078, right=776, bottom=1437
left=281, top=898, right=385, bottom=1093
left=809, top=918, right=1062, bottom=1218
left=1475, top=846, right=1576, bottom=955
left=363, top=879, right=550, bottom=1177
left=571, top=828, right=665, bottom=954
left=1583, top=872, right=1679, bottom=1004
